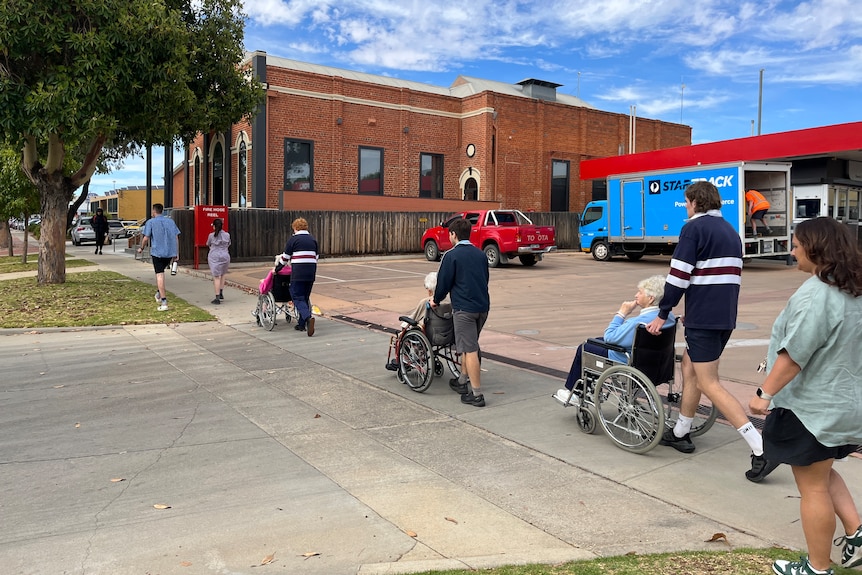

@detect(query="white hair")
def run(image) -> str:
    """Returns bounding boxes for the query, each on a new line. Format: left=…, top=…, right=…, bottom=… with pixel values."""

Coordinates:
left=424, top=271, right=438, bottom=291
left=637, top=275, right=667, bottom=301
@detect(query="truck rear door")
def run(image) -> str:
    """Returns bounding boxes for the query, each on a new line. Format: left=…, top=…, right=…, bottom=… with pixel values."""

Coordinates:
left=622, top=180, right=644, bottom=239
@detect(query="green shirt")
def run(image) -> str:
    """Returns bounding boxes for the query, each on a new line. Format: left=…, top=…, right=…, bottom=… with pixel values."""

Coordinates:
left=769, top=275, right=862, bottom=446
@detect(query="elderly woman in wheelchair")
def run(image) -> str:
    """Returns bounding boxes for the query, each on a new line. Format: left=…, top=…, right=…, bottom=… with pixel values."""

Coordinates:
left=553, top=275, right=685, bottom=453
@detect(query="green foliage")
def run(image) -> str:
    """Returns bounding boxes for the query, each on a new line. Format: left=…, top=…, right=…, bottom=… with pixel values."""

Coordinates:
left=0, top=145, right=40, bottom=220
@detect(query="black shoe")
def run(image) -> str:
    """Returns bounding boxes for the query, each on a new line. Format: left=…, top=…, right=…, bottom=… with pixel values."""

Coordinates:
left=218, top=293, right=224, bottom=300
left=660, top=428, right=696, bottom=453
left=746, top=453, right=780, bottom=483
left=449, top=378, right=468, bottom=394
left=307, top=316, right=315, bottom=337
left=211, top=298, right=220, bottom=305
left=461, top=392, right=485, bottom=407
left=294, top=324, right=305, bottom=331
left=385, top=359, right=399, bottom=372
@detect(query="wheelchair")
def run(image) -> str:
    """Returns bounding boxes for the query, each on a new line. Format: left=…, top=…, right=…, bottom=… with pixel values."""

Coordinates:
left=386, top=303, right=462, bottom=393
left=554, top=324, right=718, bottom=454
left=254, top=270, right=301, bottom=331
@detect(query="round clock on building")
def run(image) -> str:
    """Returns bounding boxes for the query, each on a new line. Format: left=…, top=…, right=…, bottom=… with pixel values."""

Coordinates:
left=465, top=143, right=476, bottom=158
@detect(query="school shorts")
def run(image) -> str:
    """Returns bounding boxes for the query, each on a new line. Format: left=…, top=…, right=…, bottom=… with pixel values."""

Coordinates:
left=684, top=327, right=732, bottom=363
left=152, top=256, right=172, bottom=274
left=453, top=310, right=487, bottom=354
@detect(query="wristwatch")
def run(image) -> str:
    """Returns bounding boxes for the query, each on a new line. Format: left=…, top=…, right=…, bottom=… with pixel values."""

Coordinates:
left=756, top=387, right=774, bottom=401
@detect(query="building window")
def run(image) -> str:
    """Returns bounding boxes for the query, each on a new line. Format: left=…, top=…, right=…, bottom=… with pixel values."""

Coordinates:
left=238, top=140, right=247, bottom=207
left=194, top=156, right=201, bottom=205
left=284, top=139, right=313, bottom=191
left=550, top=159, right=570, bottom=212
left=359, top=147, right=383, bottom=195
left=419, top=153, right=443, bottom=198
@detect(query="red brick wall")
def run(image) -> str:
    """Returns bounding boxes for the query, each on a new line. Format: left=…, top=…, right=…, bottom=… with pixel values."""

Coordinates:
left=174, top=58, right=691, bottom=214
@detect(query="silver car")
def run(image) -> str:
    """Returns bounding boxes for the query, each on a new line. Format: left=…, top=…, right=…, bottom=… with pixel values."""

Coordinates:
left=70, top=217, right=95, bottom=246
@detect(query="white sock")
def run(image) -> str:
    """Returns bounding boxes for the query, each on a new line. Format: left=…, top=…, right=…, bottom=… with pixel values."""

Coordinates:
left=673, top=414, right=694, bottom=437
left=737, top=422, right=763, bottom=456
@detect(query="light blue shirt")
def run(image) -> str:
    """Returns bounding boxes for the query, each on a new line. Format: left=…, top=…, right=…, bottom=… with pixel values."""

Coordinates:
left=142, top=215, right=181, bottom=258
left=604, top=306, right=676, bottom=363
left=769, top=275, right=862, bottom=446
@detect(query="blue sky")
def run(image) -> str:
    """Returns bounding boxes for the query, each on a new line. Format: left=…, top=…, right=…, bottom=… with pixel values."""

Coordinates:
left=90, top=0, right=862, bottom=197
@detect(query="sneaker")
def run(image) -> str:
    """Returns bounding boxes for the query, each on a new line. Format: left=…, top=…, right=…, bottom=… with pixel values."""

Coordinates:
left=449, top=378, right=468, bottom=394
left=218, top=293, right=224, bottom=300
left=772, top=556, right=832, bottom=575
left=294, top=324, right=305, bottom=331
left=553, top=388, right=575, bottom=405
left=746, top=453, right=780, bottom=483
left=211, top=298, right=220, bottom=305
left=155, top=291, right=162, bottom=303
left=157, top=304, right=169, bottom=311
left=461, top=392, right=485, bottom=407
left=385, top=359, right=399, bottom=372
left=834, top=524, right=862, bottom=568
left=307, top=316, right=315, bottom=337
left=659, top=428, right=696, bottom=453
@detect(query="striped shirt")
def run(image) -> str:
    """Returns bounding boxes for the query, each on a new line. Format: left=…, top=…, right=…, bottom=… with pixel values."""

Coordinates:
left=657, top=210, right=742, bottom=330
left=282, top=230, right=319, bottom=282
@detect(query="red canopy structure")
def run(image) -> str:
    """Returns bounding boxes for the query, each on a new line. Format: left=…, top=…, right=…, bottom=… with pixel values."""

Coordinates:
left=580, top=121, right=862, bottom=180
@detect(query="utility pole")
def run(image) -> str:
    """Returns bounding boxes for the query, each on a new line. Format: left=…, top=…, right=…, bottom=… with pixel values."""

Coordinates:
left=577, top=71, right=581, bottom=98
left=680, top=80, right=685, bottom=124
left=757, top=68, right=764, bottom=135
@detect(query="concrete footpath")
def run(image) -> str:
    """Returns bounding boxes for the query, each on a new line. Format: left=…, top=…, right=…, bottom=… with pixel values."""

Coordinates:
left=1, top=241, right=860, bottom=575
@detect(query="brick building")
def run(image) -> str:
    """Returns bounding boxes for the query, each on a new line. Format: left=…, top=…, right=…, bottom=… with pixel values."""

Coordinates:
left=171, top=52, right=691, bottom=213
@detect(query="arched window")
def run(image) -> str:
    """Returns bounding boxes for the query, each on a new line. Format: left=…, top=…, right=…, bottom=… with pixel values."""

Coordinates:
left=194, top=156, right=201, bottom=205
left=238, top=140, right=247, bottom=207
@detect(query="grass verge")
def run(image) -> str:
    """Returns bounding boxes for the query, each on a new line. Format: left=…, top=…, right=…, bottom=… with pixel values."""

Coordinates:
left=405, top=548, right=853, bottom=575
left=0, top=255, right=93, bottom=274
left=0, top=270, right=214, bottom=328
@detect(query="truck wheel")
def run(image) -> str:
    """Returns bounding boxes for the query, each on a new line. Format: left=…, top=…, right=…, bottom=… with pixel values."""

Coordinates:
left=591, top=240, right=611, bottom=262
left=625, top=253, right=643, bottom=261
left=484, top=244, right=501, bottom=267
left=518, top=254, right=538, bottom=266
left=424, top=240, right=440, bottom=262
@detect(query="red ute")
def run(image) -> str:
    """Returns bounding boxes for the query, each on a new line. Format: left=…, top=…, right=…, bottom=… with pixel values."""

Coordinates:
left=421, top=210, right=556, bottom=268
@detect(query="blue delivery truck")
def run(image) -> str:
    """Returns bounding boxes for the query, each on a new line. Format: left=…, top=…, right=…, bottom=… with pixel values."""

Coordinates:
left=579, top=161, right=792, bottom=261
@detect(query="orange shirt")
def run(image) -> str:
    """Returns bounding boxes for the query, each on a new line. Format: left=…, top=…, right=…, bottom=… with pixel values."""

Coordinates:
left=745, top=190, right=770, bottom=213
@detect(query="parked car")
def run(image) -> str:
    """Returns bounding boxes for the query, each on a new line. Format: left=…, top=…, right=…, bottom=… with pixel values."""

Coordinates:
left=71, top=217, right=95, bottom=245
left=122, top=219, right=144, bottom=236
left=421, top=209, right=557, bottom=267
left=107, top=220, right=125, bottom=239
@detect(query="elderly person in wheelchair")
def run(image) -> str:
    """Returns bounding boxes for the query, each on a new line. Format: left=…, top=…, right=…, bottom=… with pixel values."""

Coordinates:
left=554, top=274, right=676, bottom=406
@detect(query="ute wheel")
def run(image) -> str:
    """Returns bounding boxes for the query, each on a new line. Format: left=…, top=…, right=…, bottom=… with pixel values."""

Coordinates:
left=518, top=254, right=538, bottom=266
left=484, top=244, right=501, bottom=268
left=424, top=240, right=440, bottom=262
left=591, top=240, right=611, bottom=262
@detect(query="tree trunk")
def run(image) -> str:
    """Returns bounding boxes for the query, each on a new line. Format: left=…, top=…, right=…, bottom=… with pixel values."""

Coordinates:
left=0, top=220, right=10, bottom=255
left=37, top=181, right=72, bottom=285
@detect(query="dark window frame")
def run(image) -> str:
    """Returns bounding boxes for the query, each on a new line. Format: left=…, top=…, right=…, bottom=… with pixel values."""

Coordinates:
left=359, top=146, right=384, bottom=195
left=238, top=140, right=247, bottom=207
left=284, top=138, right=314, bottom=191
left=419, top=153, right=444, bottom=199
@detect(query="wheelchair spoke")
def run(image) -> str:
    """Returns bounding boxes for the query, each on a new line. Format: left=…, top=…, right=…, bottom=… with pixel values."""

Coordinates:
left=594, top=366, right=664, bottom=454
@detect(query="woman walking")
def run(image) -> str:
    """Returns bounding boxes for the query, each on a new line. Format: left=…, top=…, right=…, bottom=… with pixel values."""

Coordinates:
left=749, top=217, right=862, bottom=575
left=206, top=218, right=231, bottom=305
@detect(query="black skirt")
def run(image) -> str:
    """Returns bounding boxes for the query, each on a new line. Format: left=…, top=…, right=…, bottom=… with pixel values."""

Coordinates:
left=763, top=407, right=858, bottom=467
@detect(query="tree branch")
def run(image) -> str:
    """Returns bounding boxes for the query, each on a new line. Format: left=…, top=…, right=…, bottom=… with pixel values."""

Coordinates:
left=45, top=133, right=65, bottom=173
left=70, top=134, right=107, bottom=188
left=21, top=135, right=38, bottom=180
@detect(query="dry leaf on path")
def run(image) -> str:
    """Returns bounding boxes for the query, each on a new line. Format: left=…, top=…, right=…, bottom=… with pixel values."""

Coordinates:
left=314, top=413, right=320, bottom=418
left=110, top=478, right=125, bottom=483
left=706, top=532, right=729, bottom=544
left=74, top=423, right=81, bottom=428
left=153, top=504, right=171, bottom=510
left=405, top=530, right=417, bottom=537
left=179, top=561, right=192, bottom=567
left=444, top=517, right=458, bottom=524
left=260, top=553, right=276, bottom=564
left=53, top=385, right=65, bottom=388
left=301, top=552, right=319, bottom=558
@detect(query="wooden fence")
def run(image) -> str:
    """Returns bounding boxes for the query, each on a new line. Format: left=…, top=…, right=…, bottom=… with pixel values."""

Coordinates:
left=170, top=209, right=581, bottom=264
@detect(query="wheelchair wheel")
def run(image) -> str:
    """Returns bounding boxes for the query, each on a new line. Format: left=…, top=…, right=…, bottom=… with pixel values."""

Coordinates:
left=593, top=365, right=665, bottom=454
left=576, top=406, right=597, bottom=434
left=442, top=346, right=462, bottom=381
left=258, top=293, right=277, bottom=331
left=398, top=330, right=434, bottom=392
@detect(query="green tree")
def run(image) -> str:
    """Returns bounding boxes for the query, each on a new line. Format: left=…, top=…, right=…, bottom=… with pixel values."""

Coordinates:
left=0, top=145, right=41, bottom=259
left=0, top=0, right=263, bottom=284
